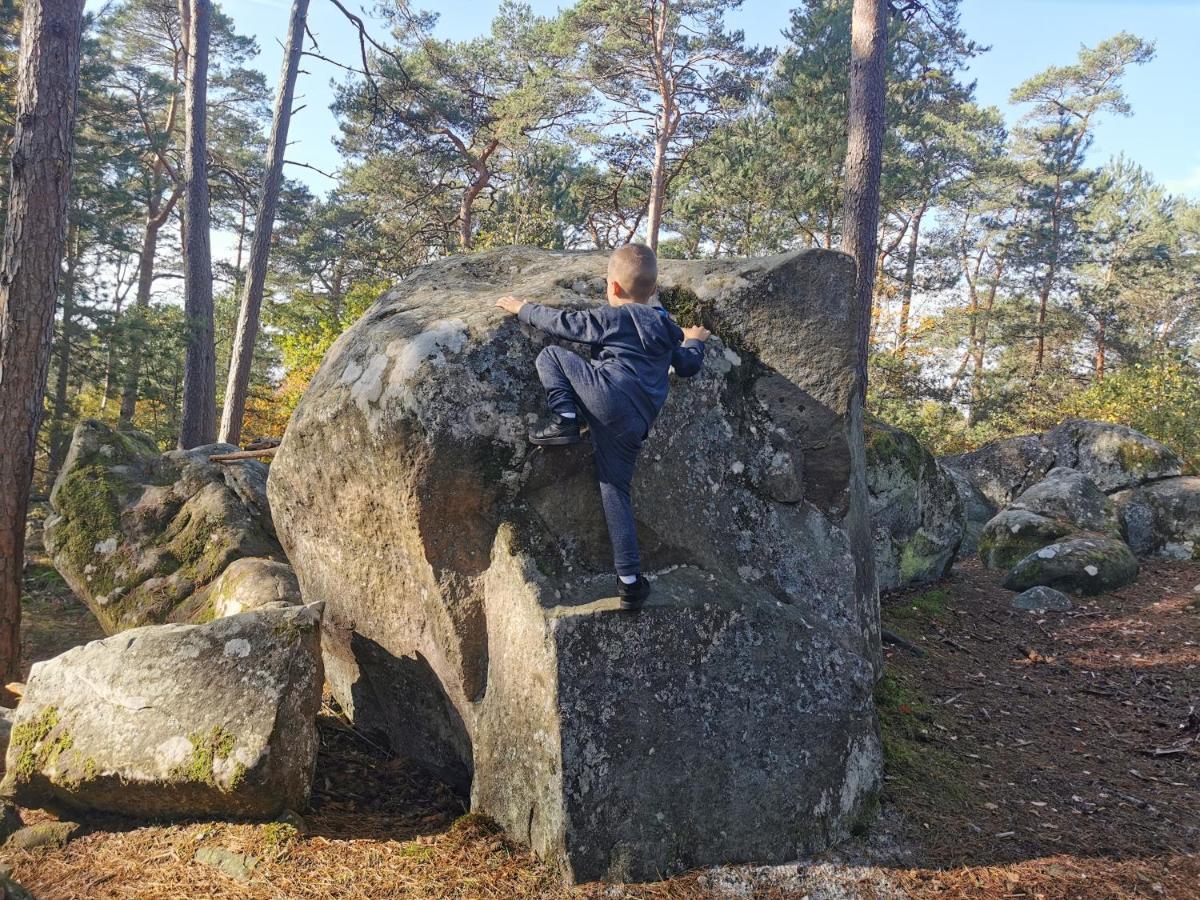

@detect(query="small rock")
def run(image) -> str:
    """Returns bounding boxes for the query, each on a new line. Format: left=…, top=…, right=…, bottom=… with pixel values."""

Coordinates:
left=4, top=820, right=80, bottom=851
left=0, top=873, right=34, bottom=900
left=1010, top=586, right=1073, bottom=613
left=194, top=846, right=258, bottom=882
left=275, top=808, right=308, bottom=835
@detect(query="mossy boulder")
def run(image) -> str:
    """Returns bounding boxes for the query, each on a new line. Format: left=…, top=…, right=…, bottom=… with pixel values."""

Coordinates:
left=1003, top=536, right=1138, bottom=596
left=1042, top=419, right=1183, bottom=493
left=864, top=419, right=965, bottom=591
left=978, top=509, right=1072, bottom=570
left=204, top=558, right=301, bottom=619
left=1111, top=476, right=1200, bottom=559
left=43, top=420, right=287, bottom=633
left=945, top=466, right=996, bottom=557
left=0, top=604, right=323, bottom=820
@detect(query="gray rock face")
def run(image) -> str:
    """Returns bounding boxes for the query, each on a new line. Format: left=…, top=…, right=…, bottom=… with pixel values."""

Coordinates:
left=0, top=603, right=323, bottom=820
left=1008, top=468, right=1120, bottom=536
left=1003, top=537, right=1138, bottom=595
left=1042, top=419, right=1182, bottom=493
left=1111, top=476, right=1200, bottom=560
left=1010, top=585, right=1073, bottom=612
left=946, top=466, right=996, bottom=558
left=43, top=420, right=287, bottom=632
left=979, top=509, right=1072, bottom=571
left=864, top=420, right=964, bottom=591
left=268, top=247, right=881, bottom=882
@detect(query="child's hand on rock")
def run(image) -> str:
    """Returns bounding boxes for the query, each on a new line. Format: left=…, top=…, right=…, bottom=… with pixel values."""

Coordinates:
left=683, top=325, right=711, bottom=342
left=496, top=296, right=525, bottom=315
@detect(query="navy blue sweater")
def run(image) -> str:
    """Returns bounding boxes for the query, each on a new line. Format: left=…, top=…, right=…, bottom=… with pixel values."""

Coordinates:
left=518, top=301, right=705, bottom=427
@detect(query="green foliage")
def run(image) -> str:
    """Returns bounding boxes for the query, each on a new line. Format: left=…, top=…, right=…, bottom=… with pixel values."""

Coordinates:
left=1059, top=358, right=1200, bottom=472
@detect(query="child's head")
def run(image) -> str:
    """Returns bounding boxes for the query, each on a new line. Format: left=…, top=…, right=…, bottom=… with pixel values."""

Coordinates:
left=606, top=244, right=658, bottom=306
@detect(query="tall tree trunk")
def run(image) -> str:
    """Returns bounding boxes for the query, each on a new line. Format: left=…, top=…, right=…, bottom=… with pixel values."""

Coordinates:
left=645, top=113, right=670, bottom=252
left=895, top=203, right=926, bottom=358
left=48, top=219, right=81, bottom=484
left=1034, top=174, right=1064, bottom=374
left=0, top=0, right=85, bottom=683
left=219, top=0, right=309, bottom=446
left=178, top=0, right=216, bottom=449
left=1095, top=318, right=1106, bottom=380
left=840, top=0, right=887, bottom=675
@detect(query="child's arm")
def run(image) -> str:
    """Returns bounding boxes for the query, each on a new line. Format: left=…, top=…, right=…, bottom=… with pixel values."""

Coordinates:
left=671, top=325, right=710, bottom=378
left=495, top=296, right=615, bottom=345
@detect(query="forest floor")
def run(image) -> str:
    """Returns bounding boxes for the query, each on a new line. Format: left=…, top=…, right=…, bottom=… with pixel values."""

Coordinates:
left=4, top=551, right=1199, bottom=898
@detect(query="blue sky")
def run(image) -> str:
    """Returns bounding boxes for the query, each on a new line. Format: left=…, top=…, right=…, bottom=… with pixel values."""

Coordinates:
left=91, top=0, right=1200, bottom=199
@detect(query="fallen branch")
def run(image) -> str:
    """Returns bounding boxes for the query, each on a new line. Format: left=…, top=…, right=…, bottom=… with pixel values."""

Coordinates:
left=882, top=628, right=925, bottom=657
left=209, top=447, right=279, bottom=462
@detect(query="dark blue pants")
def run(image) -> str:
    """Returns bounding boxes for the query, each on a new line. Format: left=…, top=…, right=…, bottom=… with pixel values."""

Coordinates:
left=535, top=345, right=646, bottom=576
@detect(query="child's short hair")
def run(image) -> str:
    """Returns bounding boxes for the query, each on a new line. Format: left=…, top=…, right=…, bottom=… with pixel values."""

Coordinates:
left=609, top=244, right=658, bottom=302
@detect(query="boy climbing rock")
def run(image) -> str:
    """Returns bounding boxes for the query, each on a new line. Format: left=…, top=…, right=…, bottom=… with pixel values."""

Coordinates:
left=495, top=244, right=710, bottom=610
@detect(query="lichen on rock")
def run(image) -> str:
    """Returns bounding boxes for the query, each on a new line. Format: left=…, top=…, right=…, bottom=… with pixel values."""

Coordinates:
left=268, top=247, right=881, bottom=883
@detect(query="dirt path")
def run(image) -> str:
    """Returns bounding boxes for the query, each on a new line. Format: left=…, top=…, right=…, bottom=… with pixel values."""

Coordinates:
left=5, top=553, right=1198, bottom=897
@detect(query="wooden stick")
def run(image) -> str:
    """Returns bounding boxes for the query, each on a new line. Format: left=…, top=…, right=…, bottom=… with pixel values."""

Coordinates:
left=209, top=447, right=279, bottom=462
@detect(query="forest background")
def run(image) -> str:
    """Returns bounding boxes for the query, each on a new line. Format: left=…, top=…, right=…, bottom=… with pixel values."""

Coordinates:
left=15, top=0, right=1200, bottom=494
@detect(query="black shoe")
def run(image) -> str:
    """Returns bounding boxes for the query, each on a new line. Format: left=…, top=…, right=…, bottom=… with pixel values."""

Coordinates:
left=529, top=414, right=582, bottom=446
left=618, top=575, right=651, bottom=610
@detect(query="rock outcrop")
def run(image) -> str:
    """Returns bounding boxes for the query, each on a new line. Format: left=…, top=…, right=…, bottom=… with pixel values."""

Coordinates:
left=269, top=247, right=881, bottom=882
left=864, top=420, right=964, bottom=591
left=946, top=466, right=996, bottom=558
left=1111, top=476, right=1200, bottom=560
left=44, top=420, right=294, bottom=632
left=0, top=604, right=323, bottom=819
left=1006, top=468, right=1120, bottom=536
left=943, top=420, right=1183, bottom=507
left=979, top=509, right=1072, bottom=571
left=1003, top=537, right=1138, bottom=595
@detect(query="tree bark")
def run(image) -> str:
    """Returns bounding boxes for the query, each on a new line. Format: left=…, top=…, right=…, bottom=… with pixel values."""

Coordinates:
left=178, top=0, right=216, bottom=449
left=839, top=0, right=887, bottom=676
left=219, top=0, right=309, bottom=445
left=0, top=0, right=85, bottom=682
left=645, top=111, right=671, bottom=252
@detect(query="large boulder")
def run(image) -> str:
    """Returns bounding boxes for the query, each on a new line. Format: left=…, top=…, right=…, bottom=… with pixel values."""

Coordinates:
left=864, top=420, right=964, bottom=591
left=978, top=509, right=1072, bottom=571
left=44, top=420, right=291, bottom=632
left=268, top=247, right=881, bottom=882
left=1041, top=419, right=1183, bottom=493
left=0, top=603, right=323, bottom=819
left=205, top=557, right=302, bottom=618
left=1003, top=536, right=1138, bottom=595
left=1111, top=476, right=1200, bottom=559
left=1007, top=468, right=1120, bottom=536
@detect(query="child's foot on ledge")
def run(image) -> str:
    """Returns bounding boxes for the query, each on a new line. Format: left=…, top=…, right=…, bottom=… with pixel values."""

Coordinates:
left=529, top=414, right=582, bottom=446
left=618, top=575, right=651, bottom=610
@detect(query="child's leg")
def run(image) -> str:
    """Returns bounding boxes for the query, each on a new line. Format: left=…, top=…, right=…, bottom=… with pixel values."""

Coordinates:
left=534, top=345, right=593, bottom=418
left=591, top=428, right=643, bottom=577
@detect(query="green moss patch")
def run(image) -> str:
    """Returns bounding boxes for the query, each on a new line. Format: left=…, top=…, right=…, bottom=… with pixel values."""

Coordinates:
left=11, top=706, right=75, bottom=781
left=875, top=673, right=968, bottom=810
left=173, top=725, right=239, bottom=789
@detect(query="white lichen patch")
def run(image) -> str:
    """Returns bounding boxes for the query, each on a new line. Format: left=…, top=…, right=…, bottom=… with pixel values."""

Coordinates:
left=223, top=638, right=252, bottom=659
left=348, top=353, right=389, bottom=413
left=94, top=536, right=119, bottom=555
left=731, top=461, right=745, bottom=475
left=723, top=347, right=742, bottom=366
left=1084, top=564, right=1099, bottom=576
left=1037, top=547, right=1058, bottom=559
left=390, top=319, right=468, bottom=386
left=838, top=732, right=882, bottom=818
left=155, top=735, right=194, bottom=770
